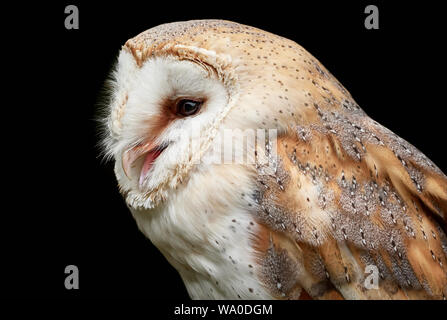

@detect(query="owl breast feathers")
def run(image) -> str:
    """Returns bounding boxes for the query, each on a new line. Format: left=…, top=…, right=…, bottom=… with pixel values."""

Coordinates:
left=102, top=20, right=447, bottom=299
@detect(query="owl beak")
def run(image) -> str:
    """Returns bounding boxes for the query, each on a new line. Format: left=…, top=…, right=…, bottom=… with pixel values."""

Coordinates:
left=121, top=142, right=167, bottom=183
left=122, top=143, right=152, bottom=180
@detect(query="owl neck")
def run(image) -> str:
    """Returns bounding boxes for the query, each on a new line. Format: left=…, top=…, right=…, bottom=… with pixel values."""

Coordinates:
left=129, top=164, right=272, bottom=299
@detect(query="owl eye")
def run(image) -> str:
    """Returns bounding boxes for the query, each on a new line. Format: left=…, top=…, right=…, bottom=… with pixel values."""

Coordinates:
left=176, top=99, right=202, bottom=116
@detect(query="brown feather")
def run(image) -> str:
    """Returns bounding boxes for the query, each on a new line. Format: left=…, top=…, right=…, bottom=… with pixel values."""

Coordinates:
left=252, top=102, right=447, bottom=299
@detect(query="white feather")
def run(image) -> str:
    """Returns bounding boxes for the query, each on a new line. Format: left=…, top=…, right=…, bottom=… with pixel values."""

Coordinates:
left=102, top=49, right=272, bottom=299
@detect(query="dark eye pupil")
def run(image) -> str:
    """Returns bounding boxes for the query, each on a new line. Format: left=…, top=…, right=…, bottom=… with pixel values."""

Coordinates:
left=178, top=99, right=201, bottom=116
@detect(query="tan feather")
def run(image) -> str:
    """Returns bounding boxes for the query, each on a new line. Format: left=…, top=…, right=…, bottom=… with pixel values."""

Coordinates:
left=252, top=97, right=447, bottom=299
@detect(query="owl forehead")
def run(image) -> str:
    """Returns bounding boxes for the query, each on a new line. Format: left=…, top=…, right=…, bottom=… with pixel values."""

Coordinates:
left=123, top=20, right=347, bottom=100
left=123, top=19, right=317, bottom=79
left=122, top=21, right=337, bottom=103
left=125, top=19, right=274, bottom=64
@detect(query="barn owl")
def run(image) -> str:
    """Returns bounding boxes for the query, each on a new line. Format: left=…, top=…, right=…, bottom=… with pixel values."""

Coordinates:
left=101, top=19, right=447, bottom=299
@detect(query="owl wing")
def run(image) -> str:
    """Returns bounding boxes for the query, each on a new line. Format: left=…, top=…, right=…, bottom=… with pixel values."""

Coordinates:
left=252, top=104, right=447, bottom=300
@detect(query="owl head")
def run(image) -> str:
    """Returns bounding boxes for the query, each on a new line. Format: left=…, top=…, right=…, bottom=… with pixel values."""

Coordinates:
left=101, top=19, right=345, bottom=209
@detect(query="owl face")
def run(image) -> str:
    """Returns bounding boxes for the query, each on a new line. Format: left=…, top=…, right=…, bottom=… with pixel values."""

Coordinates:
left=104, top=48, right=232, bottom=208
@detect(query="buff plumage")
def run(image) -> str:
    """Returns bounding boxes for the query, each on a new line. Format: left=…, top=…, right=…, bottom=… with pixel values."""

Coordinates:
left=102, top=20, right=447, bottom=299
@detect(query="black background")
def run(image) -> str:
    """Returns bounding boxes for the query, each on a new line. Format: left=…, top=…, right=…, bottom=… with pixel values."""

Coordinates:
left=3, top=0, right=446, bottom=305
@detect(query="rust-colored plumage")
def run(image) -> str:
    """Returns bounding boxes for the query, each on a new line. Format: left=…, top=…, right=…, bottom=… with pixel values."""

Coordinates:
left=254, top=123, right=447, bottom=299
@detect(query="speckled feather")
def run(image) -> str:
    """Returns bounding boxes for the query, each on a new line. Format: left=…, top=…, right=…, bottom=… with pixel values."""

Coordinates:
left=108, top=20, right=447, bottom=299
